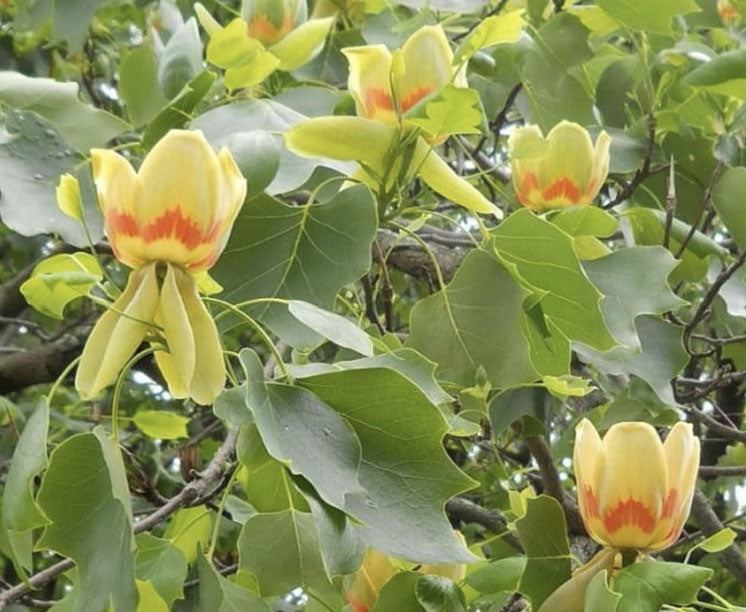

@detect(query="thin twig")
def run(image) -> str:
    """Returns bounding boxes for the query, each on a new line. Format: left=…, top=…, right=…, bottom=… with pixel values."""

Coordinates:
left=373, top=240, right=394, bottom=332
left=662, top=156, right=676, bottom=250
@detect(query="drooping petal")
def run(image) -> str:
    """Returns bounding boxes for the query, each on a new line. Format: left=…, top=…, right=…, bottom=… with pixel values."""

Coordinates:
left=537, top=548, right=617, bottom=612
left=91, top=148, right=144, bottom=269
left=269, top=17, right=334, bottom=71
left=75, top=264, right=159, bottom=398
left=342, top=45, right=396, bottom=123
left=394, top=25, right=454, bottom=114
left=649, top=423, right=700, bottom=550
left=414, top=138, right=501, bottom=217
left=177, top=269, right=226, bottom=405
left=153, top=263, right=196, bottom=399
left=573, top=419, right=608, bottom=545
left=595, top=422, right=669, bottom=549
left=343, top=549, right=397, bottom=612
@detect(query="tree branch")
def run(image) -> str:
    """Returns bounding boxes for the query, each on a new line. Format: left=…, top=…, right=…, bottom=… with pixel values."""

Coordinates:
left=446, top=497, right=523, bottom=552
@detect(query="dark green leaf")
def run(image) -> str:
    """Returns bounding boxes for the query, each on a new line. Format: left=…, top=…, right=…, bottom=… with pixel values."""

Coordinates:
left=415, top=575, right=467, bottom=612
left=614, top=562, right=712, bottom=612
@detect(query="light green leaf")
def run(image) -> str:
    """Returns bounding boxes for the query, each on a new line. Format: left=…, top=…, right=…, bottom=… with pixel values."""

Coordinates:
left=2, top=400, right=50, bottom=571
left=299, top=368, right=477, bottom=563
left=36, top=429, right=137, bottom=612
left=549, top=207, right=618, bottom=238
left=407, top=249, right=538, bottom=389
left=133, top=411, right=190, bottom=440
left=466, top=557, right=526, bottom=594
left=56, top=173, right=83, bottom=222
left=712, top=166, right=746, bottom=249
left=119, top=43, right=169, bottom=126
left=135, top=534, right=188, bottom=608
left=692, top=528, right=737, bottom=555
left=288, top=300, right=374, bottom=356
left=212, top=187, right=377, bottom=348
left=270, top=17, right=334, bottom=71
left=0, top=71, right=130, bottom=151
left=238, top=510, right=333, bottom=597
left=614, top=561, right=712, bottom=612
left=164, top=506, right=212, bottom=564
left=20, top=252, right=102, bottom=320
left=543, top=375, right=593, bottom=398
left=576, top=315, right=687, bottom=405
left=198, top=551, right=270, bottom=612
left=493, top=209, right=617, bottom=351
left=584, top=571, right=621, bottom=612
left=583, top=247, right=686, bottom=348
left=224, top=51, right=282, bottom=91
left=238, top=348, right=364, bottom=512
left=407, top=85, right=483, bottom=138
left=454, top=10, right=525, bottom=63
left=597, top=0, right=699, bottom=35
left=685, top=48, right=746, bottom=100
left=515, top=496, right=572, bottom=609
left=136, top=580, right=169, bottom=612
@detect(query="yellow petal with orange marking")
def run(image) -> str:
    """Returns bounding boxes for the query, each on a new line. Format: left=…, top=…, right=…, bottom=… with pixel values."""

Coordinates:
left=75, top=264, right=159, bottom=399
left=343, top=549, right=397, bottom=612
left=343, top=44, right=396, bottom=123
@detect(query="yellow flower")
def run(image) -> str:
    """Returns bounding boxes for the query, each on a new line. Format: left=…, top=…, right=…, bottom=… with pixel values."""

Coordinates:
left=75, top=130, right=246, bottom=405
left=508, top=121, right=611, bottom=211
left=343, top=25, right=466, bottom=127
left=243, top=0, right=306, bottom=46
left=574, top=419, right=700, bottom=551
left=718, top=0, right=742, bottom=25
left=343, top=546, right=467, bottom=612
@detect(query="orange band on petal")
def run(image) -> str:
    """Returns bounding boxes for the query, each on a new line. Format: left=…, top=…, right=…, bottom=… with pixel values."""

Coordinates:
left=542, top=176, right=581, bottom=203
left=365, top=88, right=395, bottom=116
left=603, top=498, right=657, bottom=534
left=517, top=171, right=539, bottom=206
left=662, top=489, right=678, bottom=519
left=583, top=486, right=600, bottom=518
left=400, top=85, right=434, bottom=113
left=247, top=13, right=294, bottom=44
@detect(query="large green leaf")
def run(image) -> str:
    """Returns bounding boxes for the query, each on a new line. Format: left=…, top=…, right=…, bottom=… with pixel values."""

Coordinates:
left=36, top=429, right=137, bottom=612
left=466, top=557, right=526, bottom=594
left=408, top=249, right=537, bottom=388
left=135, top=534, right=188, bottom=608
left=370, top=572, right=423, bottom=612
left=415, top=576, right=467, bottom=612
left=1, top=400, right=50, bottom=571
left=493, top=209, right=616, bottom=351
left=712, top=166, right=746, bottom=249
left=191, top=99, right=354, bottom=194
left=0, top=71, right=130, bottom=151
left=583, top=247, right=685, bottom=348
left=119, top=42, right=169, bottom=126
left=198, top=552, right=270, bottom=612
left=584, top=571, right=621, bottom=612
left=576, top=315, right=687, bottom=404
left=515, top=496, right=572, bottom=609
left=614, top=562, right=712, bottom=612
left=298, top=368, right=477, bottom=563
left=157, top=18, right=203, bottom=99
left=685, top=48, right=746, bottom=100
left=212, top=187, right=377, bottom=347
left=597, top=0, right=699, bottom=34
left=239, top=349, right=364, bottom=512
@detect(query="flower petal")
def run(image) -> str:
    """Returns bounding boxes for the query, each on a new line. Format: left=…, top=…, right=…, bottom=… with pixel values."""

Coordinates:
left=270, top=17, right=334, bottom=71
left=154, top=263, right=196, bottom=399
left=342, top=44, right=395, bottom=123
left=243, top=0, right=306, bottom=46
left=75, top=264, right=159, bottom=398
left=573, top=419, right=607, bottom=543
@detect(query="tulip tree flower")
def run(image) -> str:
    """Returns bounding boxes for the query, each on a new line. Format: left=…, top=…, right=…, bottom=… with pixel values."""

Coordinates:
left=574, top=419, right=700, bottom=551
left=344, top=547, right=467, bottom=612
left=195, top=0, right=334, bottom=91
left=75, top=130, right=247, bottom=405
left=508, top=120, right=611, bottom=211
left=718, top=0, right=743, bottom=24
left=285, top=25, right=501, bottom=218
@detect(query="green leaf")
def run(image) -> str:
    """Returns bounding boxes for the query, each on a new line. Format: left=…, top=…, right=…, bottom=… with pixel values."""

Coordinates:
left=132, top=410, right=190, bottom=440
left=135, top=534, right=188, bottom=608
left=454, top=10, right=526, bottom=63
left=213, top=187, right=377, bottom=347
left=198, top=551, right=270, bottom=612
left=489, top=386, right=547, bottom=435
left=215, top=385, right=252, bottom=428
left=515, top=495, right=572, bottom=609
left=549, top=207, right=618, bottom=238
left=0, top=71, right=130, bottom=151
left=298, top=368, right=477, bottom=563
left=685, top=48, right=746, bottom=100
left=0, top=110, right=103, bottom=247
left=692, top=528, right=737, bottom=554
left=238, top=348, right=364, bottom=512
left=36, top=429, right=137, bottom=612
left=192, top=99, right=354, bottom=194
left=288, top=300, right=374, bottom=356
left=136, top=579, right=169, bottom=612
left=415, top=575, right=467, bottom=612
left=2, top=400, right=49, bottom=571
left=543, top=374, right=593, bottom=398
left=583, top=247, right=686, bottom=348
left=584, top=571, right=621, bottom=612
left=119, top=43, right=169, bottom=126
left=218, top=130, right=280, bottom=198
left=142, top=70, right=216, bottom=150
left=614, top=561, right=712, bottom=612
left=466, top=557, right=526, bottom=594
left=20, top=252, right=102, bottom=320
left=493, top=209, right=617, bottom=351
left=371, top=572, right=423, bottom=612
left=597, top=0, right=699, bottom=35
left=269, top=17, right=334, bottom=71
left=238, top=510, right=332, bottom=596
left=163, top=506, right=212, bottom=564
left=712, top=166, right=746, bottom=248
left=407, top=249, right=537, bottom=388
left=157, top=18, right=203, bottom=99
left=407, top=85, right=483, bottom=138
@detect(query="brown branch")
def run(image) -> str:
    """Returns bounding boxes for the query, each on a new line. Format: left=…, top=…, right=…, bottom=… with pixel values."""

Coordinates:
left=683, top=406, right=746, bottom=444
left=446, top=497, right=523, bottom=552
left=0, top=428, right=239, bottom=609
left=699, top=465, right=746, bottom=477
left=690, top=490, right=746, bottom=589
left=0, top=335, right=84, bottom=394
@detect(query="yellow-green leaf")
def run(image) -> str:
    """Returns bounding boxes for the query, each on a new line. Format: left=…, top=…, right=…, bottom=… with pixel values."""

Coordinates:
left=133, top=411, right=190, bottom=440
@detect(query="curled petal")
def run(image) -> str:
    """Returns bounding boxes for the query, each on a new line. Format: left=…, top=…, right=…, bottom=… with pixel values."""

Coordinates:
left=343, top=44, right=395, bottom=123
left=270, top=17, right=334, bottom=71
left=75, top=264, right=159, bottom=398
